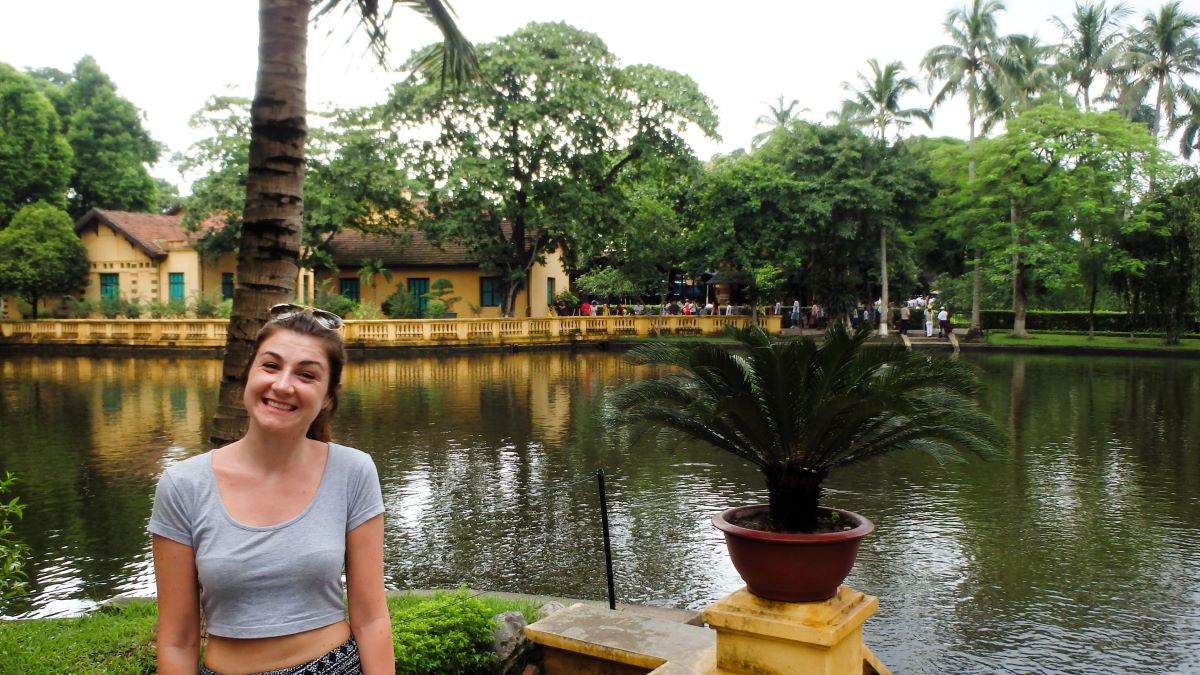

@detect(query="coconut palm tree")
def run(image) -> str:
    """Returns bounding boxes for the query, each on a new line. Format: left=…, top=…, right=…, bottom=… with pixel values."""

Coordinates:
left=1051, top=1, right=1133, bottom=111
left=211, top=0, right=478, bottom=444
left=610, top=324, right=1006, bottom=532
left=836, top=58, right=930, bottom=333
left=1173, top=85, right=1200, bottom=158
left=837, top=59, right=931, bottom=141
left=1121, top=1, right=1200, bottom=140
left=751, top=96, right=807, bottom=149
left=922, top=0, right=1011, bottom=339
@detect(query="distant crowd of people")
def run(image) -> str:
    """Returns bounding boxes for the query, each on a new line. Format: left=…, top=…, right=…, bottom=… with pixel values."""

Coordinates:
left=556, top=294, right=954, bottom=338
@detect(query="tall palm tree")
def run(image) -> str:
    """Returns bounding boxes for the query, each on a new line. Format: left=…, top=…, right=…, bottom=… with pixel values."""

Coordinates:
left=1121, top=1, right=1200, bottom=140
left=211, top=0, right=478, bottom=444
left=751, top=95, right=806, bottom=149
left=1173, top=85, right=1200, bottom=158
left=922, top=0, right=1010, bottom=339
left=837, top=59, right=931, bottom=141
left=610, top=324, right=1005, bottom=532
left=1051, top=1, right=1134, bottom=111
left=836, top=58, right=930, bottom=334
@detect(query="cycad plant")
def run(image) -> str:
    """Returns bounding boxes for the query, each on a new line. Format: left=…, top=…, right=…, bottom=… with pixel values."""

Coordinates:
left=611, top=324, right=1006, bottom=533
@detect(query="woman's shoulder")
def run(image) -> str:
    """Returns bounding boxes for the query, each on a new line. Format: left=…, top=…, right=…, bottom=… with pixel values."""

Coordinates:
left=161, top=451, right=213, bottom=480
left=327, top=443, right=377, bottom=471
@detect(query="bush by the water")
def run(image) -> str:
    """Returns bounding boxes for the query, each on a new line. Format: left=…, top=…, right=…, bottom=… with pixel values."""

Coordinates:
left=0, top=592, right=537, bottom=674
left=976, top=309, right=1197, bottom=333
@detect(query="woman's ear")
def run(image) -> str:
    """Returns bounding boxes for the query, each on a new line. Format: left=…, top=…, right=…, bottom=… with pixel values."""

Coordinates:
left=324, top=383, right=342, bottom=410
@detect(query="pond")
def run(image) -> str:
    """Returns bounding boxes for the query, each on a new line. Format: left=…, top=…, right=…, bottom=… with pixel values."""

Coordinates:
left=0, top=349, right=1197, bottom=673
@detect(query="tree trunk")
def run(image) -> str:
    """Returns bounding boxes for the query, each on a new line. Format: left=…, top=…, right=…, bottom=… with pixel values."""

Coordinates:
left=210, top=0, right=309, bottom=446
left=1010, top=200, right=1029, bottom=339
left=764, top=465, right=827, bottom=533
left=1087, top=271, right=1098, bottom=338
left=966, top=111, right=982, bottom=339
left=879, top=226, right=889, bottom=336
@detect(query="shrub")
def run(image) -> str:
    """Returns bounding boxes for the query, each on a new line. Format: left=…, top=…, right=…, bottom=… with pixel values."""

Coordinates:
left=191, top=295, right=222, bottom=319
left=384, top=289, right=422, bottom=319
left=349, top=301, right=382, bottom=320
left=427, top=278, right=461, bottom=314
left=63, top=297, right=94, bottom=319
left=214, top=299, right=233, bottom=319
left=122, top=297, right=143, bottom=319
left=424, top=300, right=448, bottom=319
left=314, top=292, right=358, bottom=319
left=0, top=473, right=28, bottom=602
left=977, top=309, right=1191, bottom=333
left=98, top=295, right=122, bottom=319
left=146, top=300, right=170, bottom=319
left=392, top=591, right=498, bottom=675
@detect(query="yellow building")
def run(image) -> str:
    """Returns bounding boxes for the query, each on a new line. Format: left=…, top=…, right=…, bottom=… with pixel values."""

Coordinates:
left=73, top=208, right=238, bottom=308
left=320, top=228, right=569, bottom=318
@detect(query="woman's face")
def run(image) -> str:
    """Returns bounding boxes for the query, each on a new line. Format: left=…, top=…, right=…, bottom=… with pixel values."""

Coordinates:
left=242, top=330, right=333, bottom=438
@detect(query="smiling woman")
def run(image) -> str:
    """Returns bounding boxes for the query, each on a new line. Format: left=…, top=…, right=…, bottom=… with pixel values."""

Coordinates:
left=148, top=310, right=393, bottom=675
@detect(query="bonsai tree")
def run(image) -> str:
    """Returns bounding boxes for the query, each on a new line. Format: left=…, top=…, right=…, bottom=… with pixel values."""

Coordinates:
left=610, top=323, right=1006, bottom=532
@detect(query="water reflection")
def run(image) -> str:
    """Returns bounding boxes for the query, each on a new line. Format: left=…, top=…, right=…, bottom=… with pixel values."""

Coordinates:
left=0, top=351, right=1198, bottom=673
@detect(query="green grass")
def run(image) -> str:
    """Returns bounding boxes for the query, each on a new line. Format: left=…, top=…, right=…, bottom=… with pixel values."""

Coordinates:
left=983, top=332, right=1200, bottom=350
left=0, top=592, right=543, bottom=675
left=0, top=602, right=158, bottom=675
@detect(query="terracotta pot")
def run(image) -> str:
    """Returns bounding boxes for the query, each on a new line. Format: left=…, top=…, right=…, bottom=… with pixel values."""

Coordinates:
left=712, top=504, right=874, bottom=602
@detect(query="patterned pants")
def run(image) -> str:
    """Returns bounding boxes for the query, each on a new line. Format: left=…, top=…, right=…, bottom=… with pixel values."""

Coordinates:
left=199, top=637, right=360, bottom=675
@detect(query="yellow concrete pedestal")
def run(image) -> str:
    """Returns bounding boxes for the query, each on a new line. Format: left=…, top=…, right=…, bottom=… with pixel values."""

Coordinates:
left=698, top=585, right=884, bottom=675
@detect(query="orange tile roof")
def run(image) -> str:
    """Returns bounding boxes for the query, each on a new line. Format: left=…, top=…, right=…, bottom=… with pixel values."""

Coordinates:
left=74, top=208, right=220, bottom=260
left=324, top=228, right=480, bottom=268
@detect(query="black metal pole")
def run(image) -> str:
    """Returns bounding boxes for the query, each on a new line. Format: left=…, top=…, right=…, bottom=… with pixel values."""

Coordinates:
left=596, top=468, right=616, bottom=610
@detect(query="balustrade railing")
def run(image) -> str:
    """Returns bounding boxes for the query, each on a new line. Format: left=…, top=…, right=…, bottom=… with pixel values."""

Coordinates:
left=1, top=315, right=782, bottom=348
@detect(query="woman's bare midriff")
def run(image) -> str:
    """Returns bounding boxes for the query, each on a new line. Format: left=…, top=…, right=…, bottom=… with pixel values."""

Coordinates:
left=202, top=620, right=351, bottom=675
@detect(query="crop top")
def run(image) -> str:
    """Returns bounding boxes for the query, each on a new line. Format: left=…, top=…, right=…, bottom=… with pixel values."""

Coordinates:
left=148, top=443, right=384, bottom=639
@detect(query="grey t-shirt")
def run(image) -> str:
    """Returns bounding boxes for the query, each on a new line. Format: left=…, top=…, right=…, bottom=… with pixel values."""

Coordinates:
left=148, top=443, right=384, bottom=638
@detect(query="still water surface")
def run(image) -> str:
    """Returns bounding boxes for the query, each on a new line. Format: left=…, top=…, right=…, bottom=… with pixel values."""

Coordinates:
left=0, top=350, right=1198, bottom=672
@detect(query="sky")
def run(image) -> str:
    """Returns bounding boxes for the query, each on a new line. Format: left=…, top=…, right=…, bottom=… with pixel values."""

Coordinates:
left=0, top=0, right=1174, bottom=193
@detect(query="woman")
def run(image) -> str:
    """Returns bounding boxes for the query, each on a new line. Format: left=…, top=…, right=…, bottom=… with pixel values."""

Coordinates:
left=150, top=304, right=392, bottom=674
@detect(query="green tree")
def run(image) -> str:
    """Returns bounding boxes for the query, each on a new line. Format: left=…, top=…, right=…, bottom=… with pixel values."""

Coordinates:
left=0, top=202, right=89, bottom=317
left=687, top=123, right=932, bottom=321
left=1121, top=1, right=1200, bottom=140
left=1051, top=1, right=1134, bottom=111
left=392, top=22, right=718, bottom=317
left=752, top=95, right=806, bottom=149
left=0, top=63, right=72, bottom=227
left=210, top=0, right=478, bottom=443
left=923, top=0, right=1012, bottom=337
left=1116, top=171, right=1200, bottom=342
left=836, top=59, right=931, bottom=141
left=972, top=105, right=1160, bottom=337
left=50, top=56, right=161, bottom=216
left=836, top=58, right=930, bottom=331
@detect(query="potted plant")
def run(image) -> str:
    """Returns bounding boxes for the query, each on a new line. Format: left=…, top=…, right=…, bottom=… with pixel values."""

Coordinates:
left=610, top=323, right=1006, bottom=602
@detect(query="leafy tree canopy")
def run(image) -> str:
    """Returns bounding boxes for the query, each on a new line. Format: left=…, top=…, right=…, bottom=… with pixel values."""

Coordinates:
left=29, top=56, right=162, bottom=217
left=686, top=122, right=934, bottom=317
left=389, top=21, right=718, bottom=315
left=176, top=96, right=416, bottom=266
left=0, top=63, right=72, bottom=227
left=0, top=201, right=89, bottom=316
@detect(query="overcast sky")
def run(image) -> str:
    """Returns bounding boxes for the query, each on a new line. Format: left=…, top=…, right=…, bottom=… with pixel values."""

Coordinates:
left=0, top=0, right=1174, bottom=192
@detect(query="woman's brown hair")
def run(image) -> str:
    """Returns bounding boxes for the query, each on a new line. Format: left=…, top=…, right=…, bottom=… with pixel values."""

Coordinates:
left=241, top=312, right=347, bottom=442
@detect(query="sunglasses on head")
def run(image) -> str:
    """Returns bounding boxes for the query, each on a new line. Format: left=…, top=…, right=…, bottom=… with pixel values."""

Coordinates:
left=268, top=303, right=345, bottom=330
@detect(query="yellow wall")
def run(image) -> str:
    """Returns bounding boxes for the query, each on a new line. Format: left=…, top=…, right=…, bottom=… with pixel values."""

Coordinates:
left=79, top=225, right=160, bottom=303
left=323, top=247, right=570, bottom=319
left=199, top=252, right=239, bottom=303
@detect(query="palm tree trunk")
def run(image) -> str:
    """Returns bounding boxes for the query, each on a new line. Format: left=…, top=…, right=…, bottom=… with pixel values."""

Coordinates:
left=879, top=226, right=889, bottom=335
left=967, top=112, right=983, bottom=339
left=211, top=0, right=309, bottom=445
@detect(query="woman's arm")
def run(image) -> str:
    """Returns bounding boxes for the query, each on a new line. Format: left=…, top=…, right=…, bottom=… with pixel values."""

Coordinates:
left=346, top=515, right=393, bottom=674
left=152, top=535, right=201, bottom=674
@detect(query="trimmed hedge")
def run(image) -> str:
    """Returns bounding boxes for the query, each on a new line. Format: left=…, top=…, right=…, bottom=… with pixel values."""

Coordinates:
left=976, top=309, right=1195, bottom=333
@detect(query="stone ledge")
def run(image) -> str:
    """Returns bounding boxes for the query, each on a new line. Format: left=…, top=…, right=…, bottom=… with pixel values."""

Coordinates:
left=524, top=602, right=715, bottom=673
